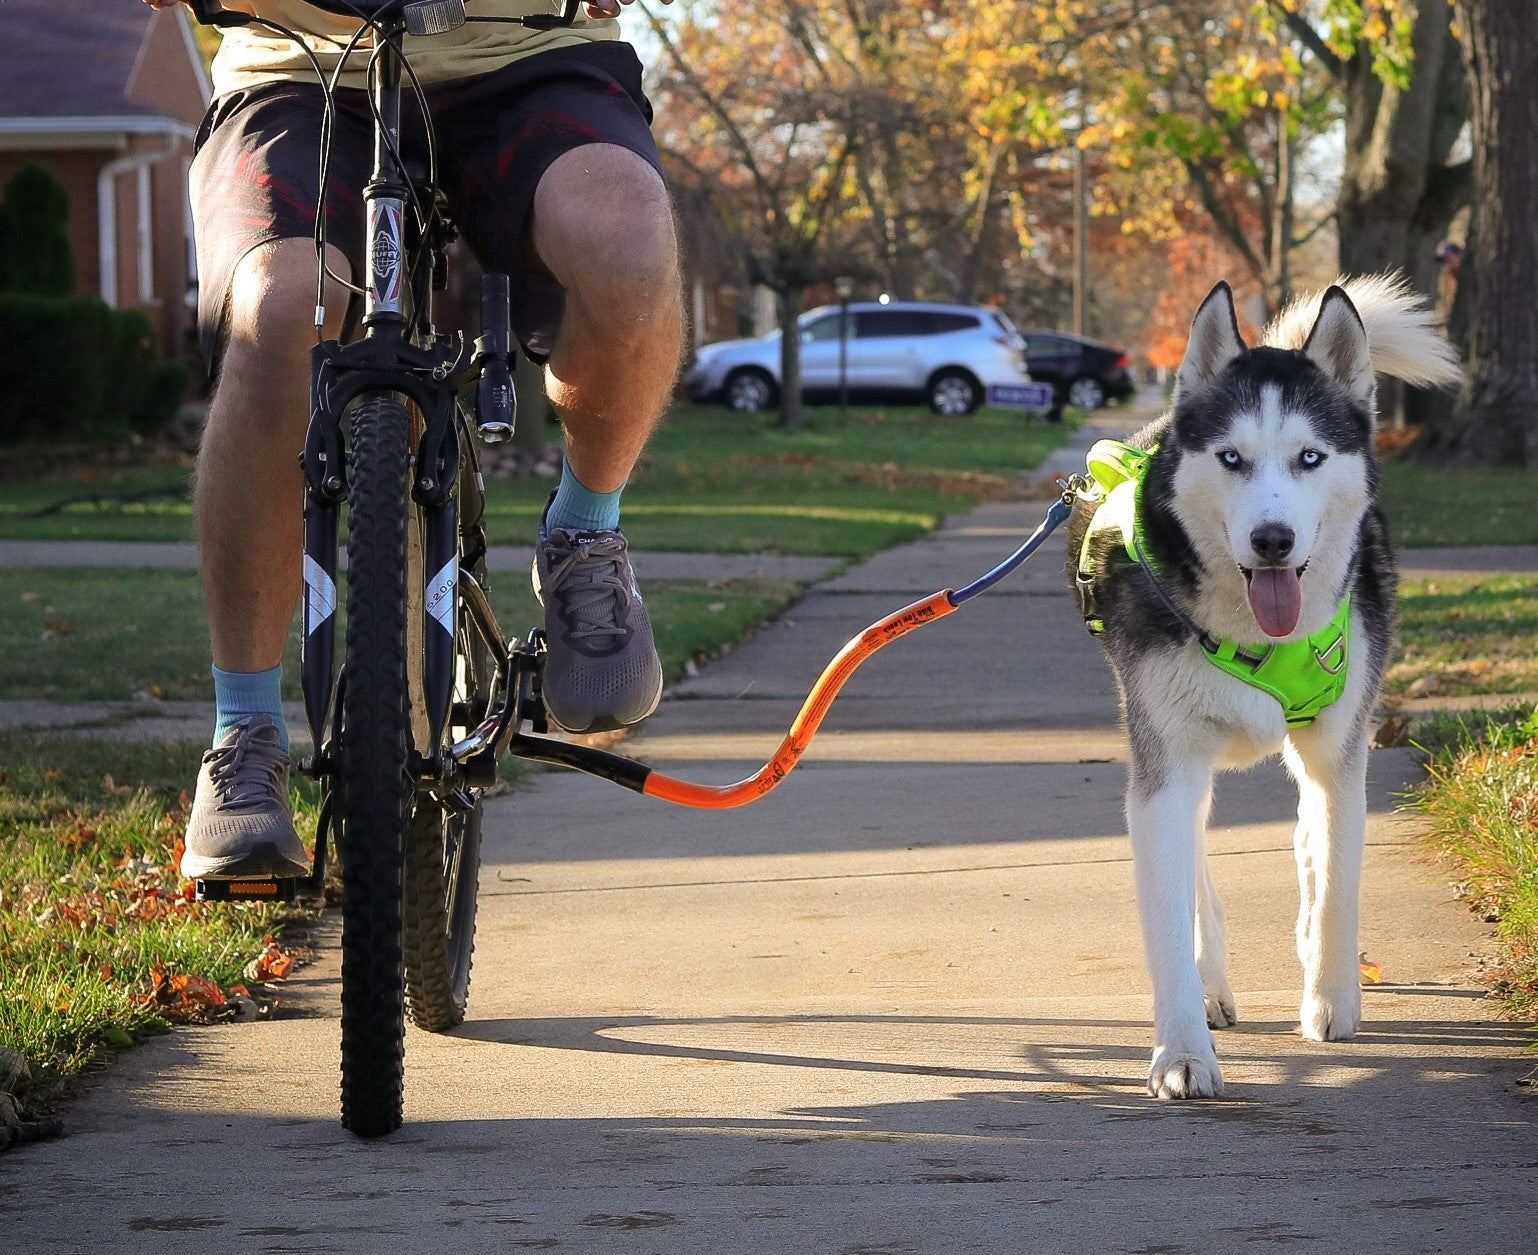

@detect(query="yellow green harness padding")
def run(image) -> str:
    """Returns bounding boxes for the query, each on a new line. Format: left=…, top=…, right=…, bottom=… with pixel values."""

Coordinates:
left=1076, top=439, right=1351, bottom=728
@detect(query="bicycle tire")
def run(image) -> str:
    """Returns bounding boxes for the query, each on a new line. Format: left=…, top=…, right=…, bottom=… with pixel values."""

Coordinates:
left=336, top=393, right=412, bottom=1138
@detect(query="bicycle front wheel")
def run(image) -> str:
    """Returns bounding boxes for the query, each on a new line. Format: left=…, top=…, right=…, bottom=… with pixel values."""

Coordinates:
left=336, top=393, right=412, bottom=1138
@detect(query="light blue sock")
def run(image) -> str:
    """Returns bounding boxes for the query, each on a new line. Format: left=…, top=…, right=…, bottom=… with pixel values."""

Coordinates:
left=545, top=462, right=623, bottom=533
left=212, top=664, right=288, bottom=750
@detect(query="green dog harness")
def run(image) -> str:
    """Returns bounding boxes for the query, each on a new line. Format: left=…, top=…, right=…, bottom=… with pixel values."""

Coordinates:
left=1075, top=440, right=1351, bottom=728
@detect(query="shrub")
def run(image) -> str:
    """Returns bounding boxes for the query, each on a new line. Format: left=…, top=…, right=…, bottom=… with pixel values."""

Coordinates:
left=0, top=163, right=75, bottom=297
left=0, top=295, right=187, bottom=444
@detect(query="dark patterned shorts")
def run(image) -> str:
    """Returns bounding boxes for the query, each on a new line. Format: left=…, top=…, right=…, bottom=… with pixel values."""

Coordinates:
left=189, top=41, right=661, bottom=370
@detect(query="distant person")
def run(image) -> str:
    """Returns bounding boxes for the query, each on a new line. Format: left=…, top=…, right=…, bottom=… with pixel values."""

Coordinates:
left=1434, top=240, right=1463, bottom=328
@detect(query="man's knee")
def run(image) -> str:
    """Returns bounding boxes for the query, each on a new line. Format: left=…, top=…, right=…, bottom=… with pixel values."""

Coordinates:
left=535, top=146, right=679, bottom=318
left=222, top=239, right=348, bottom=376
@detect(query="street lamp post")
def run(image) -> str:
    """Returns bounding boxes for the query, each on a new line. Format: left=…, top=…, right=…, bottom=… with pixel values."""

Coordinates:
left=835, top=275, right=854, bottom=419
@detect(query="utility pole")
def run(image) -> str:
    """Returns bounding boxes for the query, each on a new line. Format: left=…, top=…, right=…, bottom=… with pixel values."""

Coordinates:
left=1073, top=135, right=1088, bottom=337
left=1270, top=103, right=1293, bottom=313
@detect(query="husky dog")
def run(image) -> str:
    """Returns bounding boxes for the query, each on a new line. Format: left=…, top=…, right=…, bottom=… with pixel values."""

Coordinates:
left=1068, top=275, right=1461, bottom=1099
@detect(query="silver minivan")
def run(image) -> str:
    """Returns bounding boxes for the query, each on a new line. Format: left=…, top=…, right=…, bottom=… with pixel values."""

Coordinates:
left=684, top=301, right=1034, bottom=415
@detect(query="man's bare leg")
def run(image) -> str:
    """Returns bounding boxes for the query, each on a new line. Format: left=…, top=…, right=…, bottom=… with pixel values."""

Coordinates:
left=526, top=144, right=683, bottom=731
left=182, top=238, right=346, bottom=879
left=533, top=144, right=683, bottom=494
left=197, top=239, right=349, bottom=676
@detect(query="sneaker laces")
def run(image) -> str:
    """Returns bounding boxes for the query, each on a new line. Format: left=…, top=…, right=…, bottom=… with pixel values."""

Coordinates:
left=545, top=532, right=635, bottom=647
left=204, top=723, right=288, bottom=813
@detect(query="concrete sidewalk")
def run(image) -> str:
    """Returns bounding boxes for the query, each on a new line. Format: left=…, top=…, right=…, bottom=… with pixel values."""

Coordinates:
left=3, top=486, right=1535, bottom=1251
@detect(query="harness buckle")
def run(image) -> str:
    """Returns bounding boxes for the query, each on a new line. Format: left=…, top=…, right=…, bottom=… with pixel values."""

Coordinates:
left=1061, top=472, right=1099, bottom=507
left=1313, top=633, right=1347, bottom=675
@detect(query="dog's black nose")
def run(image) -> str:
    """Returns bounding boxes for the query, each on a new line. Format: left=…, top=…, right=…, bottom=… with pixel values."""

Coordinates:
left=1250, top=523, right=1295, bottom=564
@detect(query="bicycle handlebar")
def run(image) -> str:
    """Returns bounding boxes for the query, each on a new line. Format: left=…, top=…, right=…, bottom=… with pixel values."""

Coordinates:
left=185, top=1, right=584, bottom=31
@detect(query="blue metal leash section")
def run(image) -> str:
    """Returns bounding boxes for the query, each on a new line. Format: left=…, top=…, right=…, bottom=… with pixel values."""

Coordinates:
left=948, top=495, right=1075, bottom=606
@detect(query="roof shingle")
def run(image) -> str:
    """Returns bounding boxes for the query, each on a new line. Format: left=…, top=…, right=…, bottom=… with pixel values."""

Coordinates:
left=0, top=0, right=163, bottom=120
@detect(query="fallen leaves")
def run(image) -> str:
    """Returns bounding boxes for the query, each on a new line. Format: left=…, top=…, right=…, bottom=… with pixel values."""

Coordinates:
left=243, top=937, right=294, bottom=984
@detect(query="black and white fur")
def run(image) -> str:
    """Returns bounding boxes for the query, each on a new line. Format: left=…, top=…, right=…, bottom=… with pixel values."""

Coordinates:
left=1068, top=275, right=1461, bottom=1099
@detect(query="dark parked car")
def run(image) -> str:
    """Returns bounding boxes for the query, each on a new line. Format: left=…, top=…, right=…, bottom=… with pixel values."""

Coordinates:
left=1019, top=330, right=1135, bottom=409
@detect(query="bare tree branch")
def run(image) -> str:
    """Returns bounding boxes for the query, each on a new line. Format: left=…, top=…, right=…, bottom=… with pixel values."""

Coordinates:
left=1269, top=2, right=1344, bottom=78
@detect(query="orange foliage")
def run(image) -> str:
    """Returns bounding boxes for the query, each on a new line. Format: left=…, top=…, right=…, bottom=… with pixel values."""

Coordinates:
left=1146, top=231, right=1265, bottom=369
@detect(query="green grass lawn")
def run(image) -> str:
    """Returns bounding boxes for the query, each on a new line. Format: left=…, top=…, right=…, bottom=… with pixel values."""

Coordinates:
left=0, top=567, right=799, bottom=703
left=1389, top=574, right=1538, bottom=698
left=9, top=423, right=1538, bottom=554
left=0, top=736, right=319, bottom=1121
left=0, top=403, right=1069, bottom=556
left=1381, top=462, right=1538, bottom=548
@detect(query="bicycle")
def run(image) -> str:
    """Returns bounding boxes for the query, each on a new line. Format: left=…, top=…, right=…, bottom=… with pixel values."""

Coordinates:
left=186, top=0, right=591, bottom=1138
left=186, top=0, right=1079, bottom=1141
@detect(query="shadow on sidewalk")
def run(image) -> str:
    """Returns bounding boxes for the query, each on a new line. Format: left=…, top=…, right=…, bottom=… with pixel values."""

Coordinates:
left=5, top=1005, right=1533, bottom=1252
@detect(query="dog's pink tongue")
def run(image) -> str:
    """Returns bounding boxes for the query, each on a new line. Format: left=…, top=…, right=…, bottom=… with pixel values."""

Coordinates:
left=1247, top=567, right=1302, bottom=637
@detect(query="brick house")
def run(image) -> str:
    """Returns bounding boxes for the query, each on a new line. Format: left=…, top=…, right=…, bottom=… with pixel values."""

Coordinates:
left=0, top=0, right=210, bottom=358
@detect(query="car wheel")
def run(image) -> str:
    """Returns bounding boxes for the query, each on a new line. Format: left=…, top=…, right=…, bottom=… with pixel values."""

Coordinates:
left=1067, top=376, right=1106, bottom=410
left=724, top=368, right=776, bottom=413
left=928, top=369, right=981, bottom=416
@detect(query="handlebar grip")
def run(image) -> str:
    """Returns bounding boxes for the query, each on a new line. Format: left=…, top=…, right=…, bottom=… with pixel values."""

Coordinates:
left=187, top=0, right=251, bottom=28
left=522, top=0, right=584, bottom=31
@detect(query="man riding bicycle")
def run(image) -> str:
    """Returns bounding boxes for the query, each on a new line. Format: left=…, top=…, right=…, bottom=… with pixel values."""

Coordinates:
left=145, top=0, right=681, bottom=880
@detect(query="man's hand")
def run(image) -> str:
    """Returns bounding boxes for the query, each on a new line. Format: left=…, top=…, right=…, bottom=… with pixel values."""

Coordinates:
left=585, top=0, right=673, bottom=18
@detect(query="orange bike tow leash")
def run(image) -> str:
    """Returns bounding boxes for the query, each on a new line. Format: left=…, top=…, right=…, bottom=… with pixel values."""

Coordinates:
left=506, top=492, right=1081, bottom=811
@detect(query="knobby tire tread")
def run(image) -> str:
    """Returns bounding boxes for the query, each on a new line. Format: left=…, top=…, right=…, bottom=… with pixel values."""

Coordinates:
left=337, top=395, right=412, bottom=1138
left=403, top=802, right=481, bottom=1031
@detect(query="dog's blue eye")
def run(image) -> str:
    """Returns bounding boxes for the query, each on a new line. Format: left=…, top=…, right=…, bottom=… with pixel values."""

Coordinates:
left=1299, top=449, right=1325, bottom=468
left=1217, top=449, right=1243, bottom=469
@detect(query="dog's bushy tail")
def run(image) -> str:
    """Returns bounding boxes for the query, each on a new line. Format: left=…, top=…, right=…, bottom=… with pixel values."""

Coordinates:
left=1262, top=273, right=1463, bottom=388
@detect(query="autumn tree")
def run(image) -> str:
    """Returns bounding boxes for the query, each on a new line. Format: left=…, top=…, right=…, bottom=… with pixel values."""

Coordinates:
left=641, top=0, right=861, bottom=429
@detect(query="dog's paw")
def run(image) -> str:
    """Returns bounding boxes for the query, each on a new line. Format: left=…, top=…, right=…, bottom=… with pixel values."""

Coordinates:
left=1204, top=988, right=1238, bottom=1029
left=1300, top=984, right=1361, bottom=1041
left=1147, top=1041, right=1224, bottom=1100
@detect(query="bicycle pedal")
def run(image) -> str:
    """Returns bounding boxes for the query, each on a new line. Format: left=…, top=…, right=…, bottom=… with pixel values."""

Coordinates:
left=195, top=877, right=298, bottom=903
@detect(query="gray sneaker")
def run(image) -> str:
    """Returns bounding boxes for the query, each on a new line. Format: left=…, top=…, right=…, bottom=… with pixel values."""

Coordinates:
left=533, top=524, right=664, bottom=733
left=181, top=715, right=309, bottom=880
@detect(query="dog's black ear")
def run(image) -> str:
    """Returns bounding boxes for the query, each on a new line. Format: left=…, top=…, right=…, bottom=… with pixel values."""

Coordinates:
left=1303, top=285, right=1375, bottom=414
left=1175, top=281, right=1246, bottom=403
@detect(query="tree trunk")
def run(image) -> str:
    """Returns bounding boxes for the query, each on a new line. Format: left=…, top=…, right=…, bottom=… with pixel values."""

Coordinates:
left=1337, top=1, right=1465, bottom=279
left=1335, top=1, right=1470, bottom=431
left=1445, top=0, right=1538, bottom=465
left=775, top=285, right=807, bottom=430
